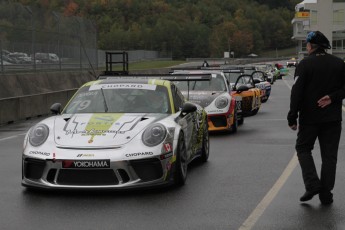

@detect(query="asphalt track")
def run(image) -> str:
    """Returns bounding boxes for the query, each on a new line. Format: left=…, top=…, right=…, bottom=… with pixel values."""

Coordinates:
left=1, top=65, right=345, bottom=229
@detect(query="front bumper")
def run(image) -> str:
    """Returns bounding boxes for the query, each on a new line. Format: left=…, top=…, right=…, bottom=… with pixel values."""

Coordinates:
left=207, top=113, right=233, bottom=132
left=22, top=155, right=175, bottom=190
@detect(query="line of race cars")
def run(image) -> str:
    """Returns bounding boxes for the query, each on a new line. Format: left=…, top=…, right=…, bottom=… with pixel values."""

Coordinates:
left=21, top=53, right=284, bottom=191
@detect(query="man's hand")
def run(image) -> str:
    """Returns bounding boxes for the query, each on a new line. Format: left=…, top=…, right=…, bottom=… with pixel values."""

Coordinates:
left=289, top=124, right=297, bottom=131
left=317, top=95, right=331, bottom=108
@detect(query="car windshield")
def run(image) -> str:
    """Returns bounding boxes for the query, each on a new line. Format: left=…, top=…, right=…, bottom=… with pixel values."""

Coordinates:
left=63, top=83, right=171, bottom=114
left=252, top=72, right=265, bottom=81
left=234, top=75, right=254, bottom=89
left=174, top=74, right=227, bottom=92
left=224, top=72, right=242, bottom=83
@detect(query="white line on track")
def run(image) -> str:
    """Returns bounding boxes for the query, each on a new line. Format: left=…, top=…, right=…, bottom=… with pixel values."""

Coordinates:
left=238, top=154, right=298, bottom=230
left=0, top=133, right=26, bottom=142
left=282, top=78, right=292, bottom=90
left=238, top=78, right=298, bottom=230
left=246, top=118, right=287, bottom=122
left=239, top=75, right=345, bottom=229
left=0, top=136, right=18, bottom=141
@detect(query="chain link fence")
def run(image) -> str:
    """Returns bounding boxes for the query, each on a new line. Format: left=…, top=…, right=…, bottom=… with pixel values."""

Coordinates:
left=0, top=1, right=98, bottom=73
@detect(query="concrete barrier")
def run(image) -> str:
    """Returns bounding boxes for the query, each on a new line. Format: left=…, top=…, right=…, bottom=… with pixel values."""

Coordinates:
left=0, top=68, right=172, bottom=126
left=0, top=70, right=96, bottom=98
left=0, top=70, right=95, bottom=126
left=0, top=89, right=78, bottom=125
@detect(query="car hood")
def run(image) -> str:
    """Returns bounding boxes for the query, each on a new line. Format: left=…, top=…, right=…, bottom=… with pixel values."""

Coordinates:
left=181, top=91, right=223, bottom=107
left=54, top=113, right=169, bottom=147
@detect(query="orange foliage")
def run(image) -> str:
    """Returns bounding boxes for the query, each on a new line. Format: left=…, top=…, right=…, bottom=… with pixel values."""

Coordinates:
left=64, top=0, right=79, bottom=16
left=40, top=0, right=49, bottom=8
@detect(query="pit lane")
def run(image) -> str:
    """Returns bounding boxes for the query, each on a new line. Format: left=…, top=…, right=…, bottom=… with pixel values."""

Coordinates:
left=2, top=65, right=345, bottom=229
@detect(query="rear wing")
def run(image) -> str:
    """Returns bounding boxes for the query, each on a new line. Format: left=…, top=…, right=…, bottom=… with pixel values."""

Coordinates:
left=98, top=73, right=211, bottom=81
left=98, top=73, right=211, bottom=100
left=170, top=66, right=202, bottom=72
left=167, top=74, right=211, bottom=100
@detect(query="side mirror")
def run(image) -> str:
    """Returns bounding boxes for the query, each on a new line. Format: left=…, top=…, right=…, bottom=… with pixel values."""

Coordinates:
left=236, top=85, right=249, bottom=93
left=50, top=103, right=62, bottom=115
left=181, top=102, right=197, bottom=114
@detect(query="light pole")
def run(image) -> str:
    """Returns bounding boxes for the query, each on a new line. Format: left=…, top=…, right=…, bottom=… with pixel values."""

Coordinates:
left=24, top=6, right=36, bottom=71
left=74, top=17, right=82, bottom=70
left=1, top=40, right=3, bottom=73
left=228, top=39, right=231, bottom=57
left=228, top=38, right=232, bottom=58
left=52, top=11, right=61, bottom=70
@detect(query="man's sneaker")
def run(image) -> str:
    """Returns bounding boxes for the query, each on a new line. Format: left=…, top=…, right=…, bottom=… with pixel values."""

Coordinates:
left=300, top=189, right=320, bottom=202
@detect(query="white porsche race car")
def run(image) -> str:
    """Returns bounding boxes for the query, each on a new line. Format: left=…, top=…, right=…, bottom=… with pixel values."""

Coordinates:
left=171, top=70, right=243, bottom=133
left=22, top=77, right=209, bottom=190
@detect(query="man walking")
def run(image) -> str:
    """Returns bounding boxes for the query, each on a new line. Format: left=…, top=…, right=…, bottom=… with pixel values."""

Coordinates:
left=287, top=31, right=345, bottom=205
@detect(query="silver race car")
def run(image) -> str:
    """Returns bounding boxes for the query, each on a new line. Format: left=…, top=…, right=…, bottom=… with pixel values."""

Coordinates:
left=22, top=77, right=209, bottom=190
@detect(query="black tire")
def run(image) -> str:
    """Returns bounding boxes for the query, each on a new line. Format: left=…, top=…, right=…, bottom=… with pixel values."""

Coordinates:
left=173, top=133, right=188, bottom=186
left=251, top=108, right=259, bottom=115
left=200, top=121, right=209, bottom=162
left=238, top=117, right=244, bottom=125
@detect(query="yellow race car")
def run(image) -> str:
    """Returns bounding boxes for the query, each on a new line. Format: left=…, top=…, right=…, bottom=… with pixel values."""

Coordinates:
left=222, top=70, right=262, bottom=117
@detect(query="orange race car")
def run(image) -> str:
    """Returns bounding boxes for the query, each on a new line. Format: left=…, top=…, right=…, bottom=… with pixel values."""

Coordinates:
left=221, top=70, right=262, bottom=117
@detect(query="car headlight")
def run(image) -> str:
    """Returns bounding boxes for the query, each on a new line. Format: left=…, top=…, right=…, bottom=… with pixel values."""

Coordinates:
left=215, top=96, right=228, bottom=109
left=142, top=124, right=167, bottom=147
left=29, top=124, right=49, bottom=147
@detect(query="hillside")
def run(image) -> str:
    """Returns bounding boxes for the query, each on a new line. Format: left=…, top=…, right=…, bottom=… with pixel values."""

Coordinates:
left=18, top=0, right=301, bottom=58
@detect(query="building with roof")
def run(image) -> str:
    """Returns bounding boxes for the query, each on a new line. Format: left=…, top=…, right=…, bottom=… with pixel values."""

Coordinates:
left=291, top=0, right=345, bottom=60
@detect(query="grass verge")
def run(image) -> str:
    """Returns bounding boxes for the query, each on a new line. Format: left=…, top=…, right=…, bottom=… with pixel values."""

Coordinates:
left=106, top=60, right=188, bottom=71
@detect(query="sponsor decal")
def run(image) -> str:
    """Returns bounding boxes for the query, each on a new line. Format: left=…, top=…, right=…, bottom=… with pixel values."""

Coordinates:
left=64, top=114, right=124, bottom=138
left=65, top=129, right=126, bottom=136
left=85, top=114, right=124, bottom=143
left=163, top=143, right=172, bottom=152
left=62, top=160, right=110, bottom=168
left=89, top=84, right=156, bottom=91
left=125, top=152, right=154, bottom=157
left=160, top=152, right=173, bottom=160
left=76, top=154, right=95, bottom=157
left=208, top=110, right=224, bottom=113
left=29, top=151, right=50, bottom=156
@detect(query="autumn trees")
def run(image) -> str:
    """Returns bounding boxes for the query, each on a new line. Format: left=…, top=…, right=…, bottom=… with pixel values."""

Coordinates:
left=18, top=0, right=300, bottom=59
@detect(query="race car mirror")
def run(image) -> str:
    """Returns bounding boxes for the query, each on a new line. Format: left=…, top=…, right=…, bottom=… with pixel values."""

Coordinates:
left=236, top=85, right=249, bottom=93
left=253, top=79, right=261, bottom=84
left=50, top=103, right=62, bottom=115
left=181, top=102, right=197, bottom=115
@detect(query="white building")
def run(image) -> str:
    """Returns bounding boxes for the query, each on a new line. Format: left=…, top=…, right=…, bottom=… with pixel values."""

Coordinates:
left=291, top=0, right=345, bottom=60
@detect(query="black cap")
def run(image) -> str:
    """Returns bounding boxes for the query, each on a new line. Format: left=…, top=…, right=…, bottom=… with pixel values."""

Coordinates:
left=306, top=31, right=331, bottom=49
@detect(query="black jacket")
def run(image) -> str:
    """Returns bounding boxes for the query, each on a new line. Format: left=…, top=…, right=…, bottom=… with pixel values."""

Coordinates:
left=287, top=48, right=345, bottom=125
